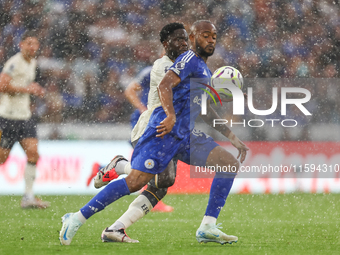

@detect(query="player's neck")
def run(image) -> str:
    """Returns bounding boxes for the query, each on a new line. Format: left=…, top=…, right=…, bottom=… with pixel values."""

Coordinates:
left=166, top=53, right=176, bottom=62
left=190, top=49, right=208, bottom=62
left=199, top=55, right=208, bottom=62
left=21, top=52, right=33, bottom=63
left=194, top=51, right=208, bottom=62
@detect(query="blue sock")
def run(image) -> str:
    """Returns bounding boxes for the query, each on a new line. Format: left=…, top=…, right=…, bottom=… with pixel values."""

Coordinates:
left=205, top=172, right=236, bottom=218
left=80, top=178, right=130, bottom=219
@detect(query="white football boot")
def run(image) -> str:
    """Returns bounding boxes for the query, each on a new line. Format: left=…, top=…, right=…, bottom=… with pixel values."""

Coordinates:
left=94, top=155, right=126, bottom=189
left=59, top=213, right=83, bottom=245
left=101, top=227, right=139, bottom=243
left=196, top=223, right=238, bottom=245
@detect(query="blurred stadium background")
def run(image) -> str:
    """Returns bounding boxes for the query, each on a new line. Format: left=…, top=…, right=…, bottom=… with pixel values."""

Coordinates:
left=0, top=0, right=340, bottom=195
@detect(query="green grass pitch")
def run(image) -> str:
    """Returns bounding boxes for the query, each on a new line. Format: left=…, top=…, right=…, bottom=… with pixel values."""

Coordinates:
left=0, top=193, right=339, bottom=255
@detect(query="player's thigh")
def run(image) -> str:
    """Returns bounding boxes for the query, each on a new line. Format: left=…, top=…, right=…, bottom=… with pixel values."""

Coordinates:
left=0, top=117, right=18, bottom=164
left=0, top=147, right=11, bottom=164
left=206, top=146, right=239, bottom=170
left=19, top=118, right=39, bottom=162
left=19, top=138, right=39, bottom=162
left=131, top=127, right=184, bottom=174
left=182, top=130, right=219, bottom=167
left=125, top=169, right=155, bottom=193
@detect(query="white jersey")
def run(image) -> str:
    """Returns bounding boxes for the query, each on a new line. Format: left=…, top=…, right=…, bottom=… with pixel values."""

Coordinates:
left=0, top=52, right=37, bottom=120
left=131, top=55, right=173, bottom=142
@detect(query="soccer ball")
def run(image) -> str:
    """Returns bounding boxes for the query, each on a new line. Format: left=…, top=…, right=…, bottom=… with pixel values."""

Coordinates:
left=211, top=66, right=243, bottom=99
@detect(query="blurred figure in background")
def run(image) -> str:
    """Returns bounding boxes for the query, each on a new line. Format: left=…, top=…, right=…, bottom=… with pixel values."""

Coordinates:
left=0, top=31, right=49, bottom=209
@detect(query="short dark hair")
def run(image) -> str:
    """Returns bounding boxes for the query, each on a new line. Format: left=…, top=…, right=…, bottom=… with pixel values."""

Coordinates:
left=160, top=23, right=185, bottom=43
left=21, top=30, right=38, bottom=41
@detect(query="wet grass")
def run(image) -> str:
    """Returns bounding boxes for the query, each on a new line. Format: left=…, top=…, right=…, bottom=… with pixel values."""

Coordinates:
left=0, top=193, right=339, bottom=255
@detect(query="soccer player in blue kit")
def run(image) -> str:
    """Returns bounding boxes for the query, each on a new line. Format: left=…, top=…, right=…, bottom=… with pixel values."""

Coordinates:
left=87, top=64, right=174, bottom=212
left=59, top=20, right=248, bottom=245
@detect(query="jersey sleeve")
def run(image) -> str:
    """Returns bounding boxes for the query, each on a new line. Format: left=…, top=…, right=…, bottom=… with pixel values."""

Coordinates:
left=134, top=66, right=151, bottom=89
left=169, top=51, right=197, bottom=81
left=2, top=57, right=16, bottom=77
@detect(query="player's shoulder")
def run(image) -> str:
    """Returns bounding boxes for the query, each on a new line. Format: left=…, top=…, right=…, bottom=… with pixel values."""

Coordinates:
left=5, top=52, right=21, bottom=65
left=175, top=50, right=199, bottom=64
left=170, top=50, right=199, bottom=76
left=2, top=53, right=22, bottom=74
left=152, top=55, right=173, bottom=73
left=153, top=55, right=173, bottom=66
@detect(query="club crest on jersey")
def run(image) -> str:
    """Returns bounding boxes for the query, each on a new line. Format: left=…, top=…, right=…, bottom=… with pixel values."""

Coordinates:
left=144, top=159, right=155, bottom=169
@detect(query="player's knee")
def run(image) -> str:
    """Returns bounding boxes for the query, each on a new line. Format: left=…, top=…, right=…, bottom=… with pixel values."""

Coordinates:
left=0, top=150, right=10, bottom=165
left=26, top=151, right=39, bottom=164
left=155, top=174, right=175, bottom=188
left=234, top=159, right=240, bottom=171
left=224, top=157, right=239, bottom=173
left=155, top=161, right=176, bottom=188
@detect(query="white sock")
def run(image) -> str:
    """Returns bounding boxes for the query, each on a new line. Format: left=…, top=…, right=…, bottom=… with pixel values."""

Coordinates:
left=75, top=211, right=86, bottom=224
left=123, top=162, right=132, bottom=175
left=24, top=162, right=36, bottom=199
left=201, top=215, right=217, bottom=226
left=108, top=195, right=153, bottom=230
left=109, top=221, right=124, bottom=230
left=115, top=160, right=129, bottom=175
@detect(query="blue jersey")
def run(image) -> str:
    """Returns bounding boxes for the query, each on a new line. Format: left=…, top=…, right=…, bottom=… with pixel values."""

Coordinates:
left=130, top=66, right=152, bottom=128
left=147, top=50, right=212, bottom=138
left=131, top=50, right=216, bottom=174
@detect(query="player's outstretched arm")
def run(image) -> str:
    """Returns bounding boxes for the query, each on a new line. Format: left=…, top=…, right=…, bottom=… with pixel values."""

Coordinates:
left=156, top=70, right=181, bottom=138
left=124, top=81, right=147, bottom=113
left=200, top=103, right=249, bottom=163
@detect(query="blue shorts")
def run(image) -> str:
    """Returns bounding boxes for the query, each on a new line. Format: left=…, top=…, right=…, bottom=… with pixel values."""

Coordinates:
left=131, top=127, right=218, bottom=174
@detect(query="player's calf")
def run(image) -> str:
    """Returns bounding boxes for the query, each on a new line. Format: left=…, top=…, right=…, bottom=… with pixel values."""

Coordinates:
left=206, top=146, right=240, bottom=174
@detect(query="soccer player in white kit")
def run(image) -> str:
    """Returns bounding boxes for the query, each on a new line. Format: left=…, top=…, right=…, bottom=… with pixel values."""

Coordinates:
left=0, top=30, right=49, bottom=209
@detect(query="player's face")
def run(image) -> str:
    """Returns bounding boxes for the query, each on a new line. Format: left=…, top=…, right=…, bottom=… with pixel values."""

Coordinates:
left=20, top=37, right=40, bottom=59
left=166, top=29, right=189, bottom=60
left=194, top=23, right=217, bottom=58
